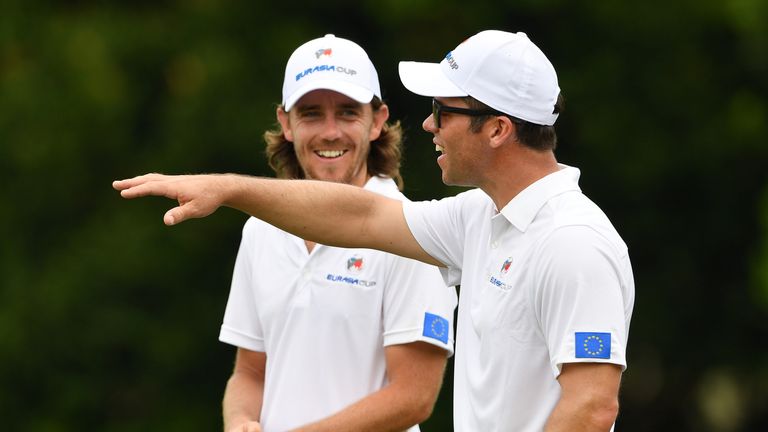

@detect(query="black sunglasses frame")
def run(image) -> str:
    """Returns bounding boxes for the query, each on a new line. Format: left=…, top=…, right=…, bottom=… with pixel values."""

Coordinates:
left=431, top=98, right=503, bottom=129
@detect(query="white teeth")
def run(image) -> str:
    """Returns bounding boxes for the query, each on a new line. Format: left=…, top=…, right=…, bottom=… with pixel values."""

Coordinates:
left=435, top=144, right=444, bottom=153
left=316, top=150, right=345, bottom=158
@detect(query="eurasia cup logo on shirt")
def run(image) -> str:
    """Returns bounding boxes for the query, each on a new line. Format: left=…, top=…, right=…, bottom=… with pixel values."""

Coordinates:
left=325, top=254, right=375, bottom=287
left=489, top=256, right=514, bottom=290
left=347, top=255, right=364, bottom=273
left=500, top=257, right=513, bottom=274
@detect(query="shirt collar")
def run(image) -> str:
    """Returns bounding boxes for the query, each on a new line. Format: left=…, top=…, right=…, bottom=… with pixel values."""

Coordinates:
left=498, top=164, right=582, bottom=232
left=363, top=175, right=396, bottom=193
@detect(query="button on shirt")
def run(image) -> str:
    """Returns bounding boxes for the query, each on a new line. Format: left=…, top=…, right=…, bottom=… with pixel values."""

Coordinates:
left=403, top=166, right=635, bottom=432
left=220, top=176, right=457, bottom=432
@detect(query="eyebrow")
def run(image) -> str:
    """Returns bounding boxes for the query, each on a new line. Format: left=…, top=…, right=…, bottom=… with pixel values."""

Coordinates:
left=338, top=102, right=363, bottom=110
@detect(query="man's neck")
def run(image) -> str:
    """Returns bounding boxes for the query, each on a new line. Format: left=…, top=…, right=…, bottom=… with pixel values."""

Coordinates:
left=482, top=149, right=559, bottom=211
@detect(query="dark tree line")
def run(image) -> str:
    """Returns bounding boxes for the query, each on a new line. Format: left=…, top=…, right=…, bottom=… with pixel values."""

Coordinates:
left=1, top=1, right=766, bottom=430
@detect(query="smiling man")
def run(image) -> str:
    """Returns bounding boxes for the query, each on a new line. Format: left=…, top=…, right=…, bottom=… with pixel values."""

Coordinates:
left=115, top=30, right=634, bottom=432
left=218, top=35, right=456, bottom=432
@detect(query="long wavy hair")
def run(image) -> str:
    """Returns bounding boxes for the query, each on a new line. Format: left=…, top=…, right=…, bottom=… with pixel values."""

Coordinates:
left=264, top=97, right=405, bottom=190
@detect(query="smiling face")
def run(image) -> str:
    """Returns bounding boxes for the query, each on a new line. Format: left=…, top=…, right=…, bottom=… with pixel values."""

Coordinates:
left=423, top=96, right=485, bottom=187
left=277, top=89, right=388, bottom=187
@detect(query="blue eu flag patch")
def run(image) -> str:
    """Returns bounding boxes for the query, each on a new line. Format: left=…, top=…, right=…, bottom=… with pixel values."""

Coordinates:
left=423, top=312, right=449, bottom=344
left=575, top=332, right=611, bottom=359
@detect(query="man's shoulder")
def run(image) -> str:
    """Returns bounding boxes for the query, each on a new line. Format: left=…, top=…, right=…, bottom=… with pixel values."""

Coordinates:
left=435, top=188, right=495, bottom=216
left=540, top=192, right=629, bottom=255
left=409, top=187, right=491, bottom=207
left=549, top=192, right=616, bottom=231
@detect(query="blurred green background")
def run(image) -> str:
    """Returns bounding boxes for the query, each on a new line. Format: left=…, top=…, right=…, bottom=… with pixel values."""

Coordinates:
left=2, top=0, right=767, bottom=430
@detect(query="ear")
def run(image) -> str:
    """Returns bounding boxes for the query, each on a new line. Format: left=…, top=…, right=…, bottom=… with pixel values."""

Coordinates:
left=368, top=103, right=390, bottom=142
left=276, top=106, right=294, bottom=142
left=487, top=116, right=516, bottom=149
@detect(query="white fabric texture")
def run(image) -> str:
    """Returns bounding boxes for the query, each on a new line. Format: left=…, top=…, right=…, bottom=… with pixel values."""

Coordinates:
left=403, top=165, right=634, bottom=432
left=220, top=176, right=457, bottom=432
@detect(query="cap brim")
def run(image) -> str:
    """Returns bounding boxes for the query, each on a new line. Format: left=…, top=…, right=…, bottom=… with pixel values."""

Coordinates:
left=398, top=61, right=467, bottom=97
left=284, top=81, right=374, bottom=111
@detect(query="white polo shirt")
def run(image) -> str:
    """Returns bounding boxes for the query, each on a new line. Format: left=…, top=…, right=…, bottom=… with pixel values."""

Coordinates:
left=403, top=165, right=634, bottom=432
left=220, top=176, right=457, bottom=432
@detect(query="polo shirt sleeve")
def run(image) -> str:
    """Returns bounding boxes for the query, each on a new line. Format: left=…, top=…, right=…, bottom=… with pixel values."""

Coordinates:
left=380, top=254, right=458, bottom=356
left=531, top=225, right=631, bottom=377
left=402, top=193, right=472, bottom=287
left=219, top=218, right=266, bottom=352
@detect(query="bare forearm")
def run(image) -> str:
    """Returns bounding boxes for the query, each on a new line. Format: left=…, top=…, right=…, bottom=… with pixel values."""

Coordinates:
left=545, top=400, right=618, bottom=432
left=221, top=175, right=437, bottom=265
left=114, top=173, right=441, bottom=265
left=546, top=363, right=621, bottom=432
left=293, top=381, right=435, bottom=432
left=223, top=371, right=264, bottom=431
left=223, top=176, right=382, bottom=249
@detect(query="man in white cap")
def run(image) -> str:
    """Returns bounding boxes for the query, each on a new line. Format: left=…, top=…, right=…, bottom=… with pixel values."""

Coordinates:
left=217, top=35, right=456, bottom=432
left=115, top=30, right=634, bottom=431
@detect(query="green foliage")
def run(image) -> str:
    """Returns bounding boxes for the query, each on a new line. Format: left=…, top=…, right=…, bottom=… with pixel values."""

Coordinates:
left=1, top=0, right=767, bottom=430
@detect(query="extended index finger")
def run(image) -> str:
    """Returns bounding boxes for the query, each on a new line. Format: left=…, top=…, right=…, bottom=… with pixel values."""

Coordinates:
left=112, top=173, right=167, bottom=191
left=114, top=175, right=180, bottom=200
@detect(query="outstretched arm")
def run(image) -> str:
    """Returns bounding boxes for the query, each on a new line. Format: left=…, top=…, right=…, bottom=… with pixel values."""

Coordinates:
left=113, top=173, right=442, bottom=266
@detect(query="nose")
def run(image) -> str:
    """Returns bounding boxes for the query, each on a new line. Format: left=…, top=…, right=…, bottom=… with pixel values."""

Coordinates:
left=422, top=113, right=438, bottom=133
left=320, top=116, right=343, bottom=141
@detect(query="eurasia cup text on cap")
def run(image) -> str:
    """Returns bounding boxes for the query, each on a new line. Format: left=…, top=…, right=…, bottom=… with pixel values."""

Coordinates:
left=398, top=30, right=560, bottom=126
left=282, top=34, right=381, bottom=111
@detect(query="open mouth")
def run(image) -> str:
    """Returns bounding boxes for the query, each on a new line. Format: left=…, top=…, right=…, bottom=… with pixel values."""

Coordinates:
left=315, top=150, right=347, bottom=159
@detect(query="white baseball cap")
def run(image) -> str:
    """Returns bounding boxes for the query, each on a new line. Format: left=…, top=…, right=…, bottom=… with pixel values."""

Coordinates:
left=282, top=34, right=381, bottom=111
left=398, top=30, right=560, bottom=126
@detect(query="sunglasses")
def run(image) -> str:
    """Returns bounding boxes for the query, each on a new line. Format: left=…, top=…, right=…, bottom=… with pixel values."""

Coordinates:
left=431, top=98, right=503, bottom=129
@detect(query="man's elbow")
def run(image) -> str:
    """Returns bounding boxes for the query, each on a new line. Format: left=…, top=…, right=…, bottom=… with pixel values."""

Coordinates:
left=402, top=390, right=440, bottom=426
left=409, top=399, right=437, bottom=425
left=589, top=396, right=619, bottom=430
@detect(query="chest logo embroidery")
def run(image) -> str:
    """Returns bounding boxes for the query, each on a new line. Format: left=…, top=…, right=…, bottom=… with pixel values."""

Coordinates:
left=325, top=254, right=376, bottom=287
left=489, top=256, right=514, bottom=290
left=347, top=255, right=364, bottom=273
left=500, top=257, right=513, bottom=274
